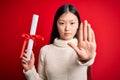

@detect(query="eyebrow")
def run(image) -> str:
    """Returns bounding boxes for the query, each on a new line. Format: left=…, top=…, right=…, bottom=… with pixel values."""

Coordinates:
left=58, top=19, right=77, bottom=22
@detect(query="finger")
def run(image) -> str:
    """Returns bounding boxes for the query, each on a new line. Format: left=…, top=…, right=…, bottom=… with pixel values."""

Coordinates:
left=83, top=20, right=88, bottom=41
left=78, top=23, right=83, bottom=43
left=22, top=56, right=28, bottom=62
left=68, top=42, right=81, bottom=53
left=21, top=59, right=28, bottom=64
left=91, top=28, right=96, bottom=42
left=23, top=53, right=27, bottom=58
left=68, top=43, right=88, bottom=60
left=87, top=23, right=92, bottom=42
left=24, top=49, right=27, bottom=53
left=68, top=43, right=84, bottom=59
left=30, top=52, right=34, bottom=61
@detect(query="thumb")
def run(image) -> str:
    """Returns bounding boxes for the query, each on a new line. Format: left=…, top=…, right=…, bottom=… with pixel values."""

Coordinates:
left=68, top=42, right=80, bottom=53
left=68, top=42, right=87, bottom=60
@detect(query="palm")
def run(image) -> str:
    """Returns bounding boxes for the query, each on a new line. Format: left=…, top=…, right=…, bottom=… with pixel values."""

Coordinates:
left=69, top=20, right=96, bottom=60
left=78, top=40, right=96, bottom=60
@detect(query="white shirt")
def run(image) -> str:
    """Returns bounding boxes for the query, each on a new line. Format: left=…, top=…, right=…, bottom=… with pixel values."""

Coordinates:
left=24, top=38, right=96, bottom=80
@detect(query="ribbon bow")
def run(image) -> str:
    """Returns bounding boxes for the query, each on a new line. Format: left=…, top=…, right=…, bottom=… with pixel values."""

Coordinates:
left=20, top=33, right=44, bottom=58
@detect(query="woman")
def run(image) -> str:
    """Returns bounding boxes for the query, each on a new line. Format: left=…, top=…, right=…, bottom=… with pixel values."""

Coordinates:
left=21, top=4, right=96, bottom=80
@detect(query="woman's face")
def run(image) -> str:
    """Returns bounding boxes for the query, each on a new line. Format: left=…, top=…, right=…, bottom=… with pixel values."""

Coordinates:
left=57, top=12, right=79, bottom=40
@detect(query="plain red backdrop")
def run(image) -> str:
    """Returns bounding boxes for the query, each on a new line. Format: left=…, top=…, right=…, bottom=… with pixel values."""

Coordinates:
left=0, top=0, right=120, bottom=80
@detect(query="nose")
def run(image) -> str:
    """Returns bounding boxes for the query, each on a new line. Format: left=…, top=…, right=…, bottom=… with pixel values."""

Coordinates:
left=65, top=23, right=70, bottom=31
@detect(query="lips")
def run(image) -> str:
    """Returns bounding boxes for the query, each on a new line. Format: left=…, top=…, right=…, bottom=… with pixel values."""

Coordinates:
left=64, top=33, right=72, bottom=36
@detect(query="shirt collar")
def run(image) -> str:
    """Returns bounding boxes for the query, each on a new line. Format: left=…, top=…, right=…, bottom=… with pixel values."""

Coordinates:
left=53, top=38, right=78, bottom=48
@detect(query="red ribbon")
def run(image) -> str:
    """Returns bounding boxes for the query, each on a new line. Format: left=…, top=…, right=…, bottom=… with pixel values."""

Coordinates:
left=20, top=33, right=44, bottom=58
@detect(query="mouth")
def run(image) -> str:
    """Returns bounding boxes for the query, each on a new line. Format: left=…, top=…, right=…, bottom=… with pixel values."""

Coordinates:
left=64, top=33, right=72, bottom=36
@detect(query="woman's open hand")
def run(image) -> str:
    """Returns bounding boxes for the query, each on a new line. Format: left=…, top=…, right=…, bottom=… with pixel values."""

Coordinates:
left=68, top=20, right=96, bottom=61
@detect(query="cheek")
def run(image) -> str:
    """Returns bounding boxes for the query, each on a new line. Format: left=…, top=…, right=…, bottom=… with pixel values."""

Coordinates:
left=72, top=26, right=78, bottom=33
left=57, top=26, right=64, bottom=34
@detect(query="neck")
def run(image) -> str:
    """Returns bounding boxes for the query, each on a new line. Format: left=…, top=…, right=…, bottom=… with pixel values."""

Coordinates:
left=53, top=38, right=78, bottom=48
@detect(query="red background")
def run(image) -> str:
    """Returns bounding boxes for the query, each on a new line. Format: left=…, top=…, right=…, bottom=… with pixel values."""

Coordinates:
left=0, top=0, right=120, bottom=80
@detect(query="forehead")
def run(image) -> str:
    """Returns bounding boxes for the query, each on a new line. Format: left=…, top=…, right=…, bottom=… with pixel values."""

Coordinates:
left=58, top=12, right=78, bottom=21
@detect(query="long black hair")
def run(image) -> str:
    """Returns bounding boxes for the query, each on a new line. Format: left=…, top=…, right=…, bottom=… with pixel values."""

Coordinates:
left=50, top=4, right=81, bottom=44
left=49, top=4, right=92, bottom=80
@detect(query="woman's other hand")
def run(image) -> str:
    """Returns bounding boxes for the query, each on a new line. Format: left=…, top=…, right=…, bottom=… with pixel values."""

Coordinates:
left=21, top=51, right=35, bottom=71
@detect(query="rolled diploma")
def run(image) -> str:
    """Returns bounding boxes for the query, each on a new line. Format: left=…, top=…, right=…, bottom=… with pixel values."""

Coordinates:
left=27, top=14, right=39, bottom=60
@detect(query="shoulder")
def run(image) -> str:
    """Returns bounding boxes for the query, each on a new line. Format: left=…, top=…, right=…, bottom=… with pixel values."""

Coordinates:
left=40, top=44, right=52, bottom=51
left=39, top=44, right=54, bottom=59
left=40, top=44, right=54, bottom=53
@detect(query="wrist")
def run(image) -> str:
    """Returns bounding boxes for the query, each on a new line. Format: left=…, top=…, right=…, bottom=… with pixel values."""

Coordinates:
left=24, top=66, right=33, bottom=72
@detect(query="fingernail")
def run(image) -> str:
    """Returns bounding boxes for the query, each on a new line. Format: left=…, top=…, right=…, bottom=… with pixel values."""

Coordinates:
left=88, top=24, right=91, bottom=27
left=85, top=20, right=87, bottom=23
left=24, top=49, right=27, bottom=52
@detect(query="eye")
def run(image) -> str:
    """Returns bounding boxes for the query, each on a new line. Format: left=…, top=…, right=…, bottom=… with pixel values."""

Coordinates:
left=71, top=22, right=75, bottom=25
left=59, top=22, right=64, bottom=25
